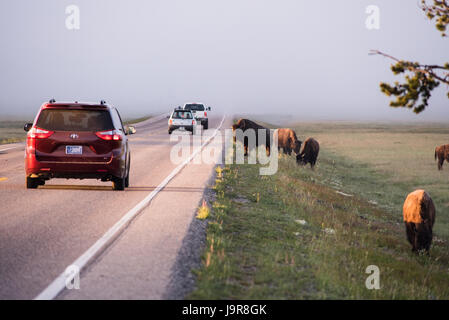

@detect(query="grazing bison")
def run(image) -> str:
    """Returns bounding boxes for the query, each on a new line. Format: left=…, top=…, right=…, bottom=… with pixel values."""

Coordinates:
left=232, top=119, right=271, bottom=156
left=435, top=144, right=449, bottom=170
left=403, top=189, right=436, bottom=254
left=276, top=128, right=302, bottom=156
left=296, top=138, right=319, bottom=169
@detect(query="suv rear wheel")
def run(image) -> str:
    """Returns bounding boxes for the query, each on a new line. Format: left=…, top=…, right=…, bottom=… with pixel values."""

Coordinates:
left=125, top=174, right=129, bottom=188
left=125, top=155, right=130, bottom=188
left=113, top=176, right=126, bottom=191
left=26, top=177, right=44, bottom=189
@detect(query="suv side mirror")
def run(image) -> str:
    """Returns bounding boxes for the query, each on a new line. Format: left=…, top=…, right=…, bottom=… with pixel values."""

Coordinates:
left=207, top=107, right=211, bottom=111
left=24, top=123, right=33, bottom=132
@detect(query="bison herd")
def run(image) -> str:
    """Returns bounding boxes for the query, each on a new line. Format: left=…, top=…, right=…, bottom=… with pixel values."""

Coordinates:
left=276, top=128, right=320, bottom=168
left=232, top=119, right=448, bottom=255
left=231, top=119, right=320, bottom=168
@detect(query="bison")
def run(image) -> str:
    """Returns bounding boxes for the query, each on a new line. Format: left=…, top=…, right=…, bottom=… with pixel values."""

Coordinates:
left=276, top=128, right=302, bottom=156
left=403, top=189, right=436, bottom=254
left=296, top=138, right=319, bottom=169
left=435, top=144, right=449, bottom=170
left=232, top=119, right=271, bottom=156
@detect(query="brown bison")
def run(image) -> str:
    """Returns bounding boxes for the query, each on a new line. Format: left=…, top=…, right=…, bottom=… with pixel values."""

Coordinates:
left=296, top=138, right=319, bottom=168
left=403, top=189, right=436, bottom=254
left=276, top=128, right=302, bottom=156
left=232, top=119, right=271, bottom=156
left=435, top=144, right=449, bottom=170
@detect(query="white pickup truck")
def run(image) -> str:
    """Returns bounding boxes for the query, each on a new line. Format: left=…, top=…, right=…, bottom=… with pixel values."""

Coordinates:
left=183, top=103, right=211, bottom=129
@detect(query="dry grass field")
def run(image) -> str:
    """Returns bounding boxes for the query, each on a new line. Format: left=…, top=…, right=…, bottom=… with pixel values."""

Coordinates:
left=291, top=122, right=449, bottom=237
left=0, top=121, right=28, bottom=145
left=190, top=121, right=449, bottom=300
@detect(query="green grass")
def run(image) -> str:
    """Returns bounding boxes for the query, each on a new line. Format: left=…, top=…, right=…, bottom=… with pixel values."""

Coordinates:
left=189, top=122, right=449, bottom=300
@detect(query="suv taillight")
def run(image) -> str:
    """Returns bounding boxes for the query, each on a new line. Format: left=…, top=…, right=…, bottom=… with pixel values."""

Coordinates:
left=28, top=127, right=54, bottom=139
left=204, top=111, right=207, bottom=117
left=95, top=130, right=122, bottom=141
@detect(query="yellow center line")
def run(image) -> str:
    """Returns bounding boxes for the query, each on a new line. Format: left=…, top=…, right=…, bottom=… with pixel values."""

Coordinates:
left=0, top=177, right=8, bottom=182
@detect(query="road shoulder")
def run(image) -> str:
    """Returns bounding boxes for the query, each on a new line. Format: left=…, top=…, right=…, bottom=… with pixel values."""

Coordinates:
left=59, top=119, right=228, bottom=299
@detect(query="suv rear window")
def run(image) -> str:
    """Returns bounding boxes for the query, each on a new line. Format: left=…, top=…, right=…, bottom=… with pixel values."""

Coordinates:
left=184, top=104, right=205, bottom=111
left=172, top=111, right=193, bottom=119
left=36, top=109, right=114, bottom=131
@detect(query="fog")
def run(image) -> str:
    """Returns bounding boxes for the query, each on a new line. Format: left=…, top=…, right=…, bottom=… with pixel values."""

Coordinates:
left=0, top=0, right=447, bottom=121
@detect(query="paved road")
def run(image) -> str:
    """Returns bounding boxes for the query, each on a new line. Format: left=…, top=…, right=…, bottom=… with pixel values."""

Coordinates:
left=0, top=114, right=227, bottom=299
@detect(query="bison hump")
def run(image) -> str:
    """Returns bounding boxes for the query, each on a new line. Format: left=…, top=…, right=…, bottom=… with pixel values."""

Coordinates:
left=403, top=189, right=433, bottom=224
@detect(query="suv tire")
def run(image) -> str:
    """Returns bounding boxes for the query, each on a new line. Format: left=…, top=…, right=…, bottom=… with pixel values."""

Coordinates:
left=125, top=155, right=130, bottom=188
left=26, top=176, right=41, bottom=189
left=113, top=176, right=126, bottom=191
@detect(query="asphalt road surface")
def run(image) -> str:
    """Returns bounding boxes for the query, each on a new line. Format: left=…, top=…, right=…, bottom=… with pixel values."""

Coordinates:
left=0, top=114, right=228, bottom=299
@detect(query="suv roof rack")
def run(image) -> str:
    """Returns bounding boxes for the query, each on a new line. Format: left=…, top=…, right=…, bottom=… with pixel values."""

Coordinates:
left=49, top=98, right=56, bottom=103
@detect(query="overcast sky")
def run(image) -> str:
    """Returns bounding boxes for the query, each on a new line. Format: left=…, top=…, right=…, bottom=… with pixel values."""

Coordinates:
left=0, top=0, right=447, bottom=121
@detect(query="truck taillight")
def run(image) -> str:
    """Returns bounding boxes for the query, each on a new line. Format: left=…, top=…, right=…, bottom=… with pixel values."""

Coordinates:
left=96, top=130, right=122, bottom=141
left=169, top=119, right=173, bottom=125
left=28, top=127, right=54, bottom=139
left=204, top=112, right=207, bottom=117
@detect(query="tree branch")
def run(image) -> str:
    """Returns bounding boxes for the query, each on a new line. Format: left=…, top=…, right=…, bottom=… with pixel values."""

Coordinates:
left=369, top=50, right=449, bottom=85
left=420, top=0, right=449, bottom=36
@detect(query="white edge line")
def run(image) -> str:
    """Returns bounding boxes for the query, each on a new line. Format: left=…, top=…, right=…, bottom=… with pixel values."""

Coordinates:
left=34, top=115, right=226, bottom=300
left=0, top=145, right=23, bottom=152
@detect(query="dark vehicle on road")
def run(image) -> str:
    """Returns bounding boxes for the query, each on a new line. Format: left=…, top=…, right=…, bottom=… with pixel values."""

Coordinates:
left=24, top=100, right=132, bottom=190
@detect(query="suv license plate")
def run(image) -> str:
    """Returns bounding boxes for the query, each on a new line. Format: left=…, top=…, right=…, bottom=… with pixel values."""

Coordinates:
left=66, top=146, right=83, bottom=155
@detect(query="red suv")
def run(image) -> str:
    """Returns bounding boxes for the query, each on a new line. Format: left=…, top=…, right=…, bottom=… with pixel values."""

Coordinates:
left=24, top=100, right=131, bottom=190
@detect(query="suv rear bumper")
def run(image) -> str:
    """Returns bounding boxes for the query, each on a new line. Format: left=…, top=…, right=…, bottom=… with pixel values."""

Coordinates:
left=25, top=153, right=124, bottom=180
left=168, top=125, right=193, bottom=131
